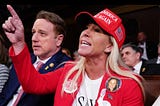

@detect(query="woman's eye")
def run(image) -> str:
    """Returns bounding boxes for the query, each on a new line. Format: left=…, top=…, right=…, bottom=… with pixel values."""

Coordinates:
left=84, top=26, right=89, bottom=30
left=94, top=28, right=101, bottom=32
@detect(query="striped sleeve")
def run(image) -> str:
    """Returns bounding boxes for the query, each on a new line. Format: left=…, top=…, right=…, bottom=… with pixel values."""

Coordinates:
left=0, top=64, right=9, bottom=93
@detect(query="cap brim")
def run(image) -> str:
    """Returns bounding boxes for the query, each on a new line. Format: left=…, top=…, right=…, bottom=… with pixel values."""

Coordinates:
left=75, top=12, right=112, bottom=35
left=75, top=12, right=98, bottom=30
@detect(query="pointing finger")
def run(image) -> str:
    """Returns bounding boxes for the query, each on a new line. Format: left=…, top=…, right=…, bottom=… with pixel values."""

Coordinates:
left=7, top=5, right=20, bottom=20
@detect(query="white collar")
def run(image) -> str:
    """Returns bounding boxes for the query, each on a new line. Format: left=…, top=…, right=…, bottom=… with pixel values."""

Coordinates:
left=35, top=56, right=51, bottom=64
left=134, top=61, right=142, bottom=74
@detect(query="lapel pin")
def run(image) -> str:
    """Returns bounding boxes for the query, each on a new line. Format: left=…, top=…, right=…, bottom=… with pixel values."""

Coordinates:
left=45, top=66, right=49, bottom=70
left=49, top=63, right=54, bottom=68
left=142, top=68, right=146, bottom=72
left=107, top=93, right=113, bottom=100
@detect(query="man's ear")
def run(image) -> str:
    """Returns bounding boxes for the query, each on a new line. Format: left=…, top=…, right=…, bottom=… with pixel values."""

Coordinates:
left=104, top=44, right=113, bottom=53
left=56, top=34, right=64, bottom=46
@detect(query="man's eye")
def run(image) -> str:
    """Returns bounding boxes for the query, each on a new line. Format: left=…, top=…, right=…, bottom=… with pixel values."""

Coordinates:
left=40, top=32, right=45, bottom=35
left=32, top=31, right=35, bottom=34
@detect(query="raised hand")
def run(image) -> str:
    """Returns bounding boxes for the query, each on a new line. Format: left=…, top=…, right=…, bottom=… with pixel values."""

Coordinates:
left=2, top=5, right=25, bottom=54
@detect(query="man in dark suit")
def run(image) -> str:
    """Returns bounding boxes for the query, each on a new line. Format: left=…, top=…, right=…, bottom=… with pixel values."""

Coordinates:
left=0, top=10, right=72, bottom=106
left=147, top=42, right=160, bottom=64
left=144, top=42, right=160, bottom=75
left=136, top=31, right=157, bottom=60
left=120, top=43, right=148, bottom=75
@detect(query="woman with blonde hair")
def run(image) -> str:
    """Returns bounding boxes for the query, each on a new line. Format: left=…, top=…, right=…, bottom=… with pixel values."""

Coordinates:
left=2, top=5, right=144, bottom=106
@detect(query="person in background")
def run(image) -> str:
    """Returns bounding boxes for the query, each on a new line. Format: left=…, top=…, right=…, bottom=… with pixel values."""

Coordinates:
left=2, top=5, right=145, bottom=106
left=0, top=35, right=9, bottom=93
left=147, top=42, right=160, bottom=64
left=120, top=43, right=148, bottom=75
left=136, top=31, right=157, bottom=60
left=0, top=6, right=72, bottom=106
left=152, top=95, right=160, bottom=106
left=73, top=50, right=80, bottom=61
left=62, top=48, right=72, bottom=58
left=144, top=42, right=160, bottom=75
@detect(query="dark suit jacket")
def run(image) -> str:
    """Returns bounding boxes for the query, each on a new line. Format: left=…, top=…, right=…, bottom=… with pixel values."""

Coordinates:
left=139, top=60, right=149, bottom=75
left=145, top=41, right=158, bottom=60
left=0, top=49, right=72, bottom=106
left=146, top=58, right=158, bottom=64
left=134, top=41, right=158, bottom=60
left=140, top=59, right=160, bottom=75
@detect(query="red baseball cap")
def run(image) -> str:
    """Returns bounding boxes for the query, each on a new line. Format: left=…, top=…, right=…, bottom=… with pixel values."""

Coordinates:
left=75, top=8, right=126, bottom=48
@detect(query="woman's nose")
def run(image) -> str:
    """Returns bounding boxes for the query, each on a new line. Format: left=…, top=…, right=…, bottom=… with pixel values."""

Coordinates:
left=82, top=29, right=91, bottom=37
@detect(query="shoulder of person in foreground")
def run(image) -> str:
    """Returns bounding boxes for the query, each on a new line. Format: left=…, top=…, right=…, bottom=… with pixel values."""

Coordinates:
left=121, top=75, right=144, bottom=105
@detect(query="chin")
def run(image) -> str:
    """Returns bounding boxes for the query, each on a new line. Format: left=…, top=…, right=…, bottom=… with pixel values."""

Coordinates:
left=33, top=51, right=40, bottom=56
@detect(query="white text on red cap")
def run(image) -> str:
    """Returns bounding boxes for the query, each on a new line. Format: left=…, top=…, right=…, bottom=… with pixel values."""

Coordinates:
left=94, top=10, right=118, bottom=24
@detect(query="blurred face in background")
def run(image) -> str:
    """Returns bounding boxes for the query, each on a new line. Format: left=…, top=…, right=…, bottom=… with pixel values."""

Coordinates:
left=121, top=46, right=141, bottom=67
left=158, top=44, right=160, bottom=56
left=137, top=32, right=146, bottom=43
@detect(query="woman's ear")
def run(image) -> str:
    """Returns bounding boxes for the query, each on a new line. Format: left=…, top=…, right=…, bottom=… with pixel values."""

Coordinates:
left=104, top=44, right=113, bottom=53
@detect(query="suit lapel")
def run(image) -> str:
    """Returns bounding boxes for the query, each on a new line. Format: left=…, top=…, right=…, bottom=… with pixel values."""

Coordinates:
left=140, top=61, right=147, bottom=75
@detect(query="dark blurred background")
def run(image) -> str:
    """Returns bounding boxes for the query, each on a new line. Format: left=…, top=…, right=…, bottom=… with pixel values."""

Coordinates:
left=0, top=1, right=159, bottom=55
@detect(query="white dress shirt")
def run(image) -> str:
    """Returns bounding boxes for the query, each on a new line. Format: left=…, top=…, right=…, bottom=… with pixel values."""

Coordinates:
left=138, top=42, right=148, bottom=60
left=133, top=61, right=142, bottom=74
left=152, top=95, right=160, bottom=106
left=156, top=56, right=160, bottom=64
